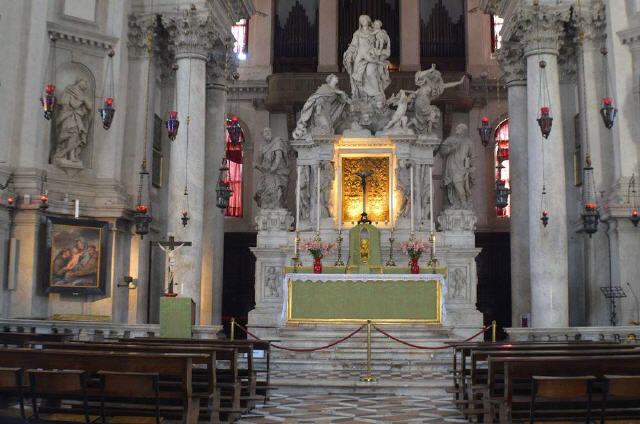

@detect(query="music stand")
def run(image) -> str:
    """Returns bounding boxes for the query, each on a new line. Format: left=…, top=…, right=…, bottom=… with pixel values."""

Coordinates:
left=600, top=286, right=626, bottom=326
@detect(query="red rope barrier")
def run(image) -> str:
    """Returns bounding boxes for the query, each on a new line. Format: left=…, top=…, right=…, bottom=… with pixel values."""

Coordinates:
left=373, top=324, right=491, bottom=350
left=234, top=322, right=365, bottom=352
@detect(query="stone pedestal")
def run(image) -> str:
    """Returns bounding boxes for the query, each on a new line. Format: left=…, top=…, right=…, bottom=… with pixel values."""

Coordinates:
left=437, top=209, right=483, bottom=335
left=255, top=208, right=294, bottom=247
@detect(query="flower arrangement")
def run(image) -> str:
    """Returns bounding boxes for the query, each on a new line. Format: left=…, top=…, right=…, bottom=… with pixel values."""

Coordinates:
left=401, top=238, right=430, bottom=259
left=300, top=238, right=335, bottom=259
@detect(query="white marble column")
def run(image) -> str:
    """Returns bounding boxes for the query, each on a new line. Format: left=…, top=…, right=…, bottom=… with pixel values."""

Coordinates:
left=399, top=0, right=421, bottom=71
left=521, top=7, right=570, bottom=327
left=164, top=9, right=211, bottom=322
left=317, top=0, right=339, bottom=72
left=497, top=42, right=530, bottom=327
left=201, top=57, right=228, bottom=326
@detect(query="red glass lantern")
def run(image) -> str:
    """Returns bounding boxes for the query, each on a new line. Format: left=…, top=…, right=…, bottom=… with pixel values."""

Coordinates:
left=540, top=210, right=549, bottom=227
left=477, top=117, right=492, bottom=147
left=6, top=195, right=15, bottom=209
left=226, top=116, right=243, bottom=145
left=166, top=111, right=179, bottom=140
left=99, top=97, right=115, bottom=130
left=537, top=106, right=553, bottom=139
left=38, top=193, right=49, bottom=211
left=40, top=84, right=56, bottom=120
left=495, top=179, right=510, bottom=209
left=600, top=97, right=617, bottom=129
left=631, top=208, right=639, bottom=227
left=133, top=204, right=152, bottom=238
left=181, top=210, right=190, bottom=227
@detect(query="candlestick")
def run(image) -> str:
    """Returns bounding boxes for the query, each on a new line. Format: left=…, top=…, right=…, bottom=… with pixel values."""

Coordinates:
left=337, top=164, right=342, bottom=231
left=316, top=164, right=321, bottom=233
left=74, top=199, right=80, bottom=219
left=410, top=164, right=414, bottom=233
left=386, top=227, right=396, bottom=267
left=334, top=230, right=345, bottom=267
left=292, top=231, right=302, bottom=270
left=390, top=172, right=394, bottom=228
left=429, top=165, right=434, bottom=231
left=295, top=166, right=301, bottom=232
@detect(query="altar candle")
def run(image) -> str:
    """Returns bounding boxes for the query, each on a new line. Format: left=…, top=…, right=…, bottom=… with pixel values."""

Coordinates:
left=316, top=164, right=321, bottom=233
left=337, top=164, right=342, bottom=231
left=429, top=165, right=434, bottom=231
left=410, top=165, right=414, bottom=233
left=74, top=199, right=80, bottom=219
left=295, top=166, right=301, bottom=232
left=390, top=171, right=394, bottom=228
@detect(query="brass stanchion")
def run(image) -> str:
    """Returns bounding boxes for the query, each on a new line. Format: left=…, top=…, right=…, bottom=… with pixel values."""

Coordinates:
left=230, top=318, right=236, bottom=341
left=491, top=320, right=497, bottom=342
left=360, top=320, right=377, bottom=382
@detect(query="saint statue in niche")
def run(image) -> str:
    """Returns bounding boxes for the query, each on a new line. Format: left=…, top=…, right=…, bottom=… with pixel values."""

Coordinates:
left=395, top=159, right=412, bottom=218
left=54, top=78, right=93, bottom=167
left=254, top=128, right=290, bottom=210
left=439, top=123, right=474, bottom=209
left=343, top=15, right=391, bottom=102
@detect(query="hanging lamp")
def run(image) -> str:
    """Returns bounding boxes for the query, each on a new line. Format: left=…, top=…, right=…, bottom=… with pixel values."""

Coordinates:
left=98, top=49, right=116, bottom=130
left=540, top=185, right=549, bottom=227
left=478, top=117, right=492, bottom=147
left=629, top=174, right=640, bottom=227
left=495, top=163, right=510, bottom=209
left=166, top=63, right=180, bottom=140
left=599, top=47, right=617, bottom=129
left=215, top=158, right=232, bottom=210
left=537, top=60, right=553, bottom=139
left=40, top=34, right=57, bottom=120
left=581, top=154, right=599, bottom=236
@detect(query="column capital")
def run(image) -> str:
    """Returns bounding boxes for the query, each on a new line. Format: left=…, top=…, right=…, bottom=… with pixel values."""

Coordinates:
left=206, top=39, right=236, bottom=87
left=128, top=13, right=157, bottom=59
left=163, top=7, right=219, bottom=61
left=496, top=41, right=526, bottom=86
left=506, top=5, right=571, bottom=56
left=574, top=0, right=606, bottom=46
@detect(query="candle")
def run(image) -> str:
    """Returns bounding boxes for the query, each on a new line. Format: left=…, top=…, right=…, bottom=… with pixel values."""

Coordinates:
left=429, top=165, right=434, bottom=231
left=316, top=164, right=321, bottom=233
left=410, top=164, right=414, bottom=233
left=432, top=232, right=436, bottom=256
left=389, top=169, right=394, bottom=228
left=74, top=199, right=80, bottom=219
left=337, top=164, right=342, bottom=231
left=295, top=166, right=301, bottom=232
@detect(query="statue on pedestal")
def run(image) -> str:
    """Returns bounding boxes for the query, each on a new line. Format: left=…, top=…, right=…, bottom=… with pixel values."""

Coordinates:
left=395, top=159, right=412, bottom=218
left=292, top=74, right=350, bottom=139
left=254, top=128, right=290, bottom=209
left=54, top=78, right=93, bottom=168
left=439, top=123, right=474, bottom=209
left=319, top=160, right=334, bottom=218
left=343, top=15, right=391, bottom=103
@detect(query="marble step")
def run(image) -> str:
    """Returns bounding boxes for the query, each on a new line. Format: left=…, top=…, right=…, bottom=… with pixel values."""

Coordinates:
left=270, top=359, right=452, bottom=373
left=272, top=349, right=452, bottom=363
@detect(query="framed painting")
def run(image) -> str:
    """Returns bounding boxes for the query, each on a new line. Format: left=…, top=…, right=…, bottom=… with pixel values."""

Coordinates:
left=43, top=217, right=110, bottom=295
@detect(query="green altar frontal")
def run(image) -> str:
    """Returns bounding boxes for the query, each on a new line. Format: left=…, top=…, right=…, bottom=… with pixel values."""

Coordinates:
left=286, top=274, right=444, bottom=323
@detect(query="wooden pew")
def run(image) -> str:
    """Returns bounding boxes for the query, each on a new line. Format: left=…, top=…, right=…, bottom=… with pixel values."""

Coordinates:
left=118, top=337, right=270, bottom=406
left=0, top=332, right=69, bottom=347
left=487, top=355, right=640, bottom=423
left=468, top=348, right=639, bottom=421
left=0, top=347, right=207, bottom=424
left=38, top=341, right=243, bottom=423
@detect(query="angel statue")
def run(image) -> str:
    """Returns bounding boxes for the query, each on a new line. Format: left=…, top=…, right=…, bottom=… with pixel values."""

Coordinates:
left=407, top=64, right=466, bottom=135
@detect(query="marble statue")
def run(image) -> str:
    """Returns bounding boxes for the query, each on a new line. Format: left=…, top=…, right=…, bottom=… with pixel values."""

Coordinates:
left=451, top=268, right=466, bottom=299
left=158, top=240, right=188, bottom=292
left=264, top=266, right=280, bottom=298
left=381, top=90, right=414, bottom=135
left=439, top=123, right=474, bottom=209
left=395, top=159, right=412, bottom=218
left=319, top=160, right=334, bottom=218
left=54, top=78, right=93, bottom=167
left=299, top=165, right=311, bottom=222
left=254, top=128, right=290, bottom=209
left=407, top=64, right=465, bottom=134
left=292, top=74, right=350, bottom=139
left=343, top=15, right=391, bottom=102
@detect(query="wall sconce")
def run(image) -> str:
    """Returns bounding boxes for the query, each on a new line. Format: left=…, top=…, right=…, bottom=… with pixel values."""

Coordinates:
left=117, top=275, right=137, bottom=289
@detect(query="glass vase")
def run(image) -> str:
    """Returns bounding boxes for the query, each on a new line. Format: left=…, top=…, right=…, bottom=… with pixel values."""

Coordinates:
left=410, top=257, right=420, bottom=274
left=313, top=256, right=322, bottom=274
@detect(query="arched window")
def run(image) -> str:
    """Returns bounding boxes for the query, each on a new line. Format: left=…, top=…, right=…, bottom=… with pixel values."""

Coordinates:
left=491, top=15, right=503, bottom=52
left=232, top=19, right=249, bottom=61
left=495, top=119, right=510, bottom=218
left=225, top=117, right=244, bottom=217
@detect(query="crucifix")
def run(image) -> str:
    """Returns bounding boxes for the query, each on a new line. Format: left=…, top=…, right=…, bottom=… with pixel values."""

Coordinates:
left=356, top=170, right=372, bottom=224
left=155, top=234, right=192, bottom=297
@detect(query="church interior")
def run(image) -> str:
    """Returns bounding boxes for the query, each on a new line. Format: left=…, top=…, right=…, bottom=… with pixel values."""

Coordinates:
left=1, top=0, right=640, bottom=422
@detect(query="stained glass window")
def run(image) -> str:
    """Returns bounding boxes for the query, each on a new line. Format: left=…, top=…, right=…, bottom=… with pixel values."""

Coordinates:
left=225, top=118, right=244, bottom=217
left=495, top=119, right=510, bottom=218
left=491, top=15, right=503, bottom=52
left=232, top=19, right=248, bottom=60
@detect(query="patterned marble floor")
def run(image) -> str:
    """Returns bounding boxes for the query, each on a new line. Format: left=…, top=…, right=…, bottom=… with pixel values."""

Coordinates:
left=237, top=393, right=469, bottom=423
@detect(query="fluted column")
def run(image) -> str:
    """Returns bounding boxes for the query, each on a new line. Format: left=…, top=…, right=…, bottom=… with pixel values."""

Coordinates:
left=201, top=51, right=229, bottom=325
left=164, top=7, right=212, bottom=322
left=400, top=0, right=421, bottom=71
left=317, top=0, right=339, bottom=72
left=497, top=41, right=530, bottom=327
left=519, top=6, right=571, bottom=327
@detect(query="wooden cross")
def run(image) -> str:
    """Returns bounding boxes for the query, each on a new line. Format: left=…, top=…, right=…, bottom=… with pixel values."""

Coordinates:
left=155, top=235, right=192, bottom=296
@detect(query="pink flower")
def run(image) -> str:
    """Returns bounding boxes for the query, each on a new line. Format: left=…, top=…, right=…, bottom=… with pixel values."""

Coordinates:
left=300, top=238, right=335, bottom=259
left=401, top=239, right=431, bottom=259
